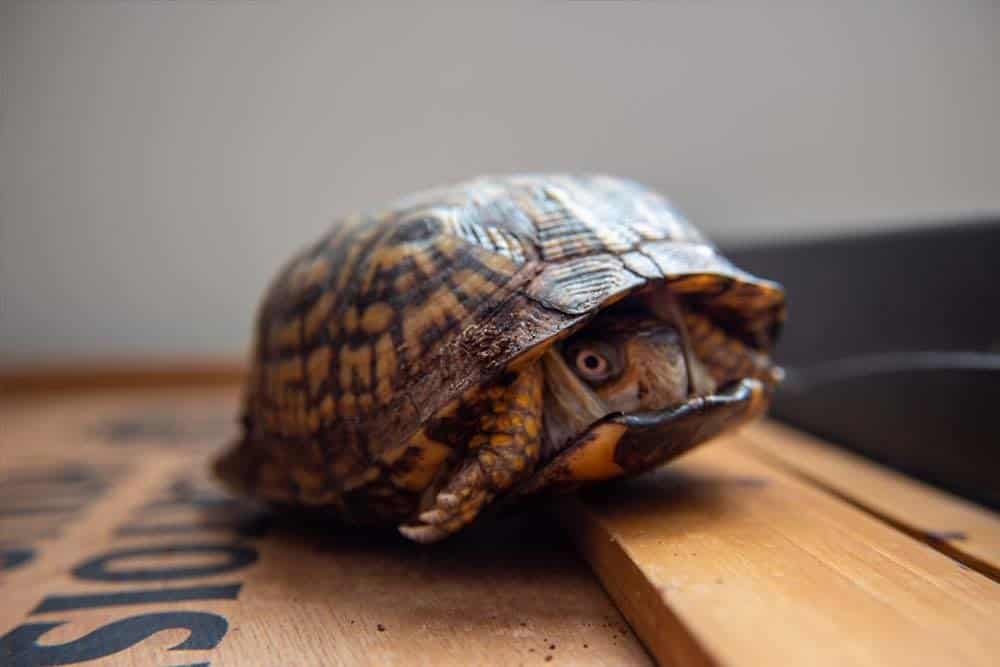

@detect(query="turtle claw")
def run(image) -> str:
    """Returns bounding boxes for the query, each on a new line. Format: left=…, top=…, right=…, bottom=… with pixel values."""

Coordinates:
left=398, top=522, right=449, bottom=544
left=417, top=508, right=450, bottom=525
left=398, top=483, right=490, bottom=543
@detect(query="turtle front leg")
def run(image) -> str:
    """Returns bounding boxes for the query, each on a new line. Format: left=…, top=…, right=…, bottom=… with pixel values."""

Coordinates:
left=399, top=363, right=543, bottom=543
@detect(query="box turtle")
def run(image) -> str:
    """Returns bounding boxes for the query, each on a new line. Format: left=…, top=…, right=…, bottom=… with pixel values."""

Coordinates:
left=214, top=174, right=786, bottom=542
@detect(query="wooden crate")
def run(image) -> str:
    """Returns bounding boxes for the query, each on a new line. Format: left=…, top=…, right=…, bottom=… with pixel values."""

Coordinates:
left=1, top=376, right=997, bottom=666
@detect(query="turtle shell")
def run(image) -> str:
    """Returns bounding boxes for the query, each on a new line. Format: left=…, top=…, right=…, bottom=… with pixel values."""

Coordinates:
left=238, top=174, right=784, bottom=495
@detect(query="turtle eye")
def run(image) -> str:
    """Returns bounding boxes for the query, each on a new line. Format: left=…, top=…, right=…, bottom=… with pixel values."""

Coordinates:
left=572, top=346, right=615, bottom=383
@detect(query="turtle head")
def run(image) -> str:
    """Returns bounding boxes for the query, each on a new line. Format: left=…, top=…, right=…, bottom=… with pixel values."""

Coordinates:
left=562, top=315, right=716, bottom=414
left=529, top=293, right=781, bottom=491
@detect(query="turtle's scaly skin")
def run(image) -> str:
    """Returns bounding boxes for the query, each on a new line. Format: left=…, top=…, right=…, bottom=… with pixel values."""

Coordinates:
left=215, top=174, right=785, bottom=535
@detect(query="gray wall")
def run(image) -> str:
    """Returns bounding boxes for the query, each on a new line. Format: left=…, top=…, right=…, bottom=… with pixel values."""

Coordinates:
left=2, top=1, right=998, bottom=363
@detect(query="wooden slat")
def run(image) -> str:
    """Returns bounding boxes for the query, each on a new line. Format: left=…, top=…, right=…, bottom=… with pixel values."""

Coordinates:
left=556, top=436, right=1000, bottom=667
left=737, top=421, right=1000, bottom=579
left=0, top=360, right=246, bottom=397
left=0, top=388, right=650, bottom=666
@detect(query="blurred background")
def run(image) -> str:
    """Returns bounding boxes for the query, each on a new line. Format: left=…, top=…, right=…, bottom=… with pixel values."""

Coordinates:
left=2, top=1, right=998, bottom=364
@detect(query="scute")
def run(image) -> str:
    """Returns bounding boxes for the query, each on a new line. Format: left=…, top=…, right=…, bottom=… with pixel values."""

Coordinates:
left=230, top=173, right=785, bottom=508
left=528, top=254, right=646, bottom=315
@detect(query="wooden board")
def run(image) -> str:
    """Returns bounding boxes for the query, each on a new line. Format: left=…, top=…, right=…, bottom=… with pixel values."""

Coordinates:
left=737, top=420, right=1000, bottom=579
left=4, top=379, right=998, bottom=667
left=0, top=360, right=245, bottom=397
left=1, top=388, right=650, bottom=666
left=558, top=437, right=1000, bottom=667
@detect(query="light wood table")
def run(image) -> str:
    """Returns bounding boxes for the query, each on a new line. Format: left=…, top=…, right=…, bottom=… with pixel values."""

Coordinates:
left=1, top=378, right=997, bottom=666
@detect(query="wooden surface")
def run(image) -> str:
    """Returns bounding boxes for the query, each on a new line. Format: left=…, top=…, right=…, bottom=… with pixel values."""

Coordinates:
left=1, top=388, right=649, bottom=666
left=2, top=381, right=998, bottom=666
left=737, top=420, right=1000, bottom=579
left=560, top=438, right=1000, bottom=666
left=0, top=360, right=245, bottom=397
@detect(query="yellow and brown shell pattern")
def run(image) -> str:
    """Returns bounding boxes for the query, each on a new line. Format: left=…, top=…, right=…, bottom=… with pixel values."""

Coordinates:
left=214, top=174, right=785, bottom=528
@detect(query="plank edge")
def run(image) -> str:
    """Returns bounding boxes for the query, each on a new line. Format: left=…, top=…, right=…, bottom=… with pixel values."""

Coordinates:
left=554, top=497, right=719, bottom=667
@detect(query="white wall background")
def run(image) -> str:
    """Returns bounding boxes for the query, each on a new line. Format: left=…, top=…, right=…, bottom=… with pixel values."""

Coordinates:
left=2, top=1, right=998, bottom=363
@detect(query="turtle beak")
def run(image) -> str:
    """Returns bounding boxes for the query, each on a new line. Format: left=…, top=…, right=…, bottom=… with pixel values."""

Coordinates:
left=520, top=378, right=770, bottom=492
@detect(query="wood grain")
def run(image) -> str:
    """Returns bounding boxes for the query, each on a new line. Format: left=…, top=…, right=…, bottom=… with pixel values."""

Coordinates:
left=557, top=435, right=1000, bottom=667
left=0, top=388, right=650, bottom=667
left=737, top=420, right=1000, bottom=579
